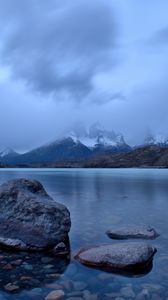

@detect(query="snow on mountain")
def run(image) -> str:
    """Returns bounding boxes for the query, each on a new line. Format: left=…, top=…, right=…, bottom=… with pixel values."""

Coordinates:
left=145, top=134, right=168, bottom=147
left=68, top=123, right=128, bottom=149
left=0, top=147, right=15, bottom=158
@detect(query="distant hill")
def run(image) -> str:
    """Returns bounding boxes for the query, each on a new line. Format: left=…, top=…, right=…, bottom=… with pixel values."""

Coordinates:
left=83, top=146, right=168, bottom=168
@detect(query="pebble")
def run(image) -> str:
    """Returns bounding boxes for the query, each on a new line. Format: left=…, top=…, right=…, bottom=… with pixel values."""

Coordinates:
left=4, top=283, right=20, bottom=292
left=67, top=291, right=83, bottom=297
left=120, top=286, right=136, bottom=298
left=45, top=290, right=65, bottom=300
left=20, top=276, right=32, bottom=281
left=41, top=257, right=53, bottom=263
left=11, top=259, right=22, bottom=266
left=45, top=283, right=63, bottom=289
left=141, top=284, right=164, bottom=294
left=23, top=263, right=33, bottom=271
left=105, top=292, right=121, bottom=298
left=135, top=289, right=150, bottom=300
left=3, top=263, right=13, bottom=270
left=66, top=298, right=83, bottom=300
left=73, top=281, right=87, bottom=291
left=151, top=294, right=162, bottom=300
left=61, top=280, right=73, bottom=291
left=44, top=264, right=54, bottom=269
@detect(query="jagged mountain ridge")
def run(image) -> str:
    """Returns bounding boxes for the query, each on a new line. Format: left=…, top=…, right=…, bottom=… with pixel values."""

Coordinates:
left=1, top=126, right=168, bottom=166
left=0, top=124, right=131, bottom=165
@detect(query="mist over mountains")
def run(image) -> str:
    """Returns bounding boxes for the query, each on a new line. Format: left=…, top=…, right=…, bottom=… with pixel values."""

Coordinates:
left=1, top=123, right=168, bottom=167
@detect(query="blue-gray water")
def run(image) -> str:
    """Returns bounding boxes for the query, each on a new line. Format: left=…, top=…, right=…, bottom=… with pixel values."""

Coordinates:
left=0, top=168, right=168, bottom=299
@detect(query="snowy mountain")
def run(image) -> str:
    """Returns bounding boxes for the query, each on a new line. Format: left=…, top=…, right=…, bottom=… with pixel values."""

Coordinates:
left=0, top=147, right=13, bottom=158
left=144, top=134, right=168, bottom=147
left=68, top=123, right=131, bottom=152
left=0, top=147, right=19, bottom=164
left=0, top=124, right=131, bottom=165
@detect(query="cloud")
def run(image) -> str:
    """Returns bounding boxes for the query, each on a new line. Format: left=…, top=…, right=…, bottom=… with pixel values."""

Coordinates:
left=0, top=0, right=117, bottom=100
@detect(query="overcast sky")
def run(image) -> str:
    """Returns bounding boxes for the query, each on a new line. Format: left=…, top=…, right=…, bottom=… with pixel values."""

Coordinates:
left=0, top=0, right=168, bottom=151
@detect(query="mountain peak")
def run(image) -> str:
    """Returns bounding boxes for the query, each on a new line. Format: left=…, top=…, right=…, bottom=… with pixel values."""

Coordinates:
left=0, top=147, right=15, bottom=158
left=145, top=134, right=168, bottom=147
left=66, top=123, right=128, bottom=149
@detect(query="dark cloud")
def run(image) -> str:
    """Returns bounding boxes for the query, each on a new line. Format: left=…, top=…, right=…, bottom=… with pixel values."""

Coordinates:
left=0, top=0, right=116, bottom=99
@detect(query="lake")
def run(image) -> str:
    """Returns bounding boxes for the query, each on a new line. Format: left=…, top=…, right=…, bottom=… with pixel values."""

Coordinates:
left=0, top=168, right=168, bottom=299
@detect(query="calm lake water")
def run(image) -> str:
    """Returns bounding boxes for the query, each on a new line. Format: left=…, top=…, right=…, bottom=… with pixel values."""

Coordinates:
left=0, top=168, right=168, bottom=299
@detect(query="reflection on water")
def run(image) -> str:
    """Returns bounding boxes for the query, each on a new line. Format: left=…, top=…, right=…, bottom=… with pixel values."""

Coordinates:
left=0, top=168, right=168, bottom=299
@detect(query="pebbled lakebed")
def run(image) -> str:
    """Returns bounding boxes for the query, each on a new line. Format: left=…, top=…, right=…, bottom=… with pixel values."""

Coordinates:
left=0, top=168, right=168, bottom=300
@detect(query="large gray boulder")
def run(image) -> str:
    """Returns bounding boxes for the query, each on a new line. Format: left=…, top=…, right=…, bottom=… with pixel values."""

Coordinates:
left=75, top=243, right=157, bottom=275
left=106, top=226, right=159, bottom=240
left=0, top=178, right=71, bottom=251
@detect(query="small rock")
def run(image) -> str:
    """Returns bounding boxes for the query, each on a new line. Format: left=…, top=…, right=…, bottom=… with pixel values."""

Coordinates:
left=135, top=289, right=150, bottom=300
left=41, top=257, right=53, bottom=263
left=3, top=263, right=12, bottom=270
left=67, top=291, right=83, bottom=297
left=151, top=294, right=162, bottom=300
left=45, top=283, right=63, bottom=289
left=73, top=281, right=87, bottom=291
left=20, top=276, right=32, bottom=281
left=106, top=225, right=159, bottom=240
left=11, top=259, right=22, bottom=266
left=75, top=243, right=156, bottom=275
left=66, top=298, right=83, bottom=300
left=105, top=292, right=120, bottom=298
left=61, top=280, right=73, bottom=291
left=120, top=286, right=136, bottom=298
left=45, top=290, right=65, bottom=300
left=53, top=242, right=69, bottom=256
left=44, top=264, right=54, bottom=269
left=4, top=283, right=20, bottom=292
left=23, top=263, right=33, bottom=271
left=83, top=290, right=98, bottom=300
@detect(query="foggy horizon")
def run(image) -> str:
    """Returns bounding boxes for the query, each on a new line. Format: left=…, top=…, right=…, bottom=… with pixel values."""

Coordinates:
left=0, top=0, right=168, bottom=152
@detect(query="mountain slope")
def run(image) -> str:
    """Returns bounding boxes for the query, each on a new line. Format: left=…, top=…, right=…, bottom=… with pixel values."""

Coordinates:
left=0, top=147, right=19, bottom=164
left=83, top=146, right=168, bottom=168
left=69, top=123, right=131, bottom=154
left=12, top=138, right=92, bottom=164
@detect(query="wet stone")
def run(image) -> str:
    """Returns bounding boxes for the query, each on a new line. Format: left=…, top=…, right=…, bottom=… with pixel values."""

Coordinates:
left=20, top=276, right=32, bottom=281
left=135, top=289, right=150, bottom=300
left=45, top=289, right=65, bottom=300
left=2, top=263, right=12, bottom=270
left=4, top=283, right=20, bottom=292
left=66, top=298, right=83, bottom=300
left=44, top=264, right=54, bottom=269
left=106, top=226, right=159, bottom=240
left=120, top=286, right=136, bottom=298
left=23, top=263, right=33, bottom=271
left=75, top=243, right=156, bottom=275
left=41, top=257, right=54, bottom=264
left=11, top=259, right=22, bottom=266
left=151, top=294, right=162, bottom=300
left=67, top=291, right=83, bottom=297
left=73, top=281, right=88, bottom=291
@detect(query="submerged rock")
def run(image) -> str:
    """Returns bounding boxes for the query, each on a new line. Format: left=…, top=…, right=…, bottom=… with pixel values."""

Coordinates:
left=45, top=290, right=65, bottom=300
left=0, top=178, right=71, bottom=251
left=106, top=226, right=159, bottom=240
left=75, top=242, right=157, bottom=276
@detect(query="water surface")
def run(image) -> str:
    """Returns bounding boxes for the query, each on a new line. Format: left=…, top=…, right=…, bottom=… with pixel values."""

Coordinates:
left=0, top=168, right=167, bottom=299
